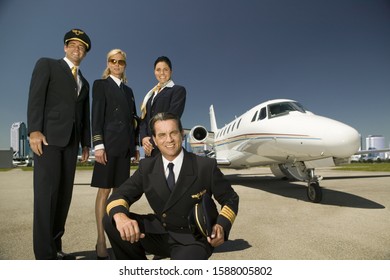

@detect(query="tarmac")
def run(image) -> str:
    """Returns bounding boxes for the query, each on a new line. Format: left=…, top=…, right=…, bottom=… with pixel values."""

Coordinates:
left=1, top=166, right=390, bottom=260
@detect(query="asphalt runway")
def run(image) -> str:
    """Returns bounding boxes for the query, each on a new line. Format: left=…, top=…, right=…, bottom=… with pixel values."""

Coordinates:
left=1, top=167, right=389, bottom=260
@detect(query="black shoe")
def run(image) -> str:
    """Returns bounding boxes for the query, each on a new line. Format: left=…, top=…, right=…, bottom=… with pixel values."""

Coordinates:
left=57, top=251, right=76, bottom=260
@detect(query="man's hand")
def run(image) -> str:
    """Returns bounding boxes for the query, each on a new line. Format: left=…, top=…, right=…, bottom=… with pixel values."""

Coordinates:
left=207, top=224, right=225, bottom=247
left=113, top=213, right=145, bottom=243
left=80, top=146, right=90, bottom=163
left=29, top=131, right=48, bottom=156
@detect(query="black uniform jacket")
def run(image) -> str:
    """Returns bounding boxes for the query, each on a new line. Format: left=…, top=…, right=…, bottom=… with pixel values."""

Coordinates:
left=92, top=77, right=138, bottom=157
left=106, top=149, right=239, bottom=245
left=27, top=58, right=91, bottom=148
left=139, top=84, right=186, bottom=141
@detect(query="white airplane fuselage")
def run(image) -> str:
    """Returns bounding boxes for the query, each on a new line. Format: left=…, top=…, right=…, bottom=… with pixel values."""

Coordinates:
left=190, top=99, right=361, bottom=169
left=188, top=99, right=362, bottom=203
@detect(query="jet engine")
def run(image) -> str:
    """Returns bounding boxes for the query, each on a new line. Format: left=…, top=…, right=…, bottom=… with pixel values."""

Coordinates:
left=189, top=125, right=209, bottom=143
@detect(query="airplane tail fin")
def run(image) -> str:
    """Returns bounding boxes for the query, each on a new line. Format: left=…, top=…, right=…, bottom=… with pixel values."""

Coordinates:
left=209, top=105, right=218, bottom=132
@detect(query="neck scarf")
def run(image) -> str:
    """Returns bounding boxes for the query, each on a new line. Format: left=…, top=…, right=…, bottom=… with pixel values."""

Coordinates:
left=140, top=80, right=172, bottom=119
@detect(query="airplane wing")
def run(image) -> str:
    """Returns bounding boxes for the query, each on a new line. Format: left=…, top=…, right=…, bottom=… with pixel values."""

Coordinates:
left=355, top=148, right=390, bottom=155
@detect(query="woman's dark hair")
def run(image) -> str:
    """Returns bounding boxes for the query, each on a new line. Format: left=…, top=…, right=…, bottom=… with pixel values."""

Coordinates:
left=154, top=56, right=172, bottom=70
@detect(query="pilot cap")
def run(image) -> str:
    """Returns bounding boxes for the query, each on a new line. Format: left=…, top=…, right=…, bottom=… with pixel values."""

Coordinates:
left=188, top=193, right=218, bottom=238
left=64, top=28, right=91, bottom=52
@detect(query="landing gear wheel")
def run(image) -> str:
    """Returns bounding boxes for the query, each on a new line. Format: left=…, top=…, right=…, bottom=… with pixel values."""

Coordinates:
left=307, top=181, right=322, bottom=203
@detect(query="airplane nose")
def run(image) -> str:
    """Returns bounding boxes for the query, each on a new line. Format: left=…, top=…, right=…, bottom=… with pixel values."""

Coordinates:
left=320, top=118, right=361, bottom=157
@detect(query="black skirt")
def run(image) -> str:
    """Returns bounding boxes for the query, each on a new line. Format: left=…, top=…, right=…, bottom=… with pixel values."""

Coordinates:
left=91, top=154, right=131, bottom=188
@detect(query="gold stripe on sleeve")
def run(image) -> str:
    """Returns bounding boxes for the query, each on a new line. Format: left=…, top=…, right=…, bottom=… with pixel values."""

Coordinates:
left=92, top=135, right=103, bottom=141
left=106, top=199, right=129, bottom=215
left=220, top=205, right=236, bottom=224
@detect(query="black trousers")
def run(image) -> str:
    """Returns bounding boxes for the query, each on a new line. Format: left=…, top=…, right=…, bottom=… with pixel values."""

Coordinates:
left=103, top=213, right=212, bottom=260
left=32, top=135, right=78, bottom=259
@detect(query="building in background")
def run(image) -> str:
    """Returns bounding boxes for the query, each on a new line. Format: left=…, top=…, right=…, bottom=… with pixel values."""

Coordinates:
left=365, top=135, right=386, bottom=160
left=10, top=122, right=29, bottom=160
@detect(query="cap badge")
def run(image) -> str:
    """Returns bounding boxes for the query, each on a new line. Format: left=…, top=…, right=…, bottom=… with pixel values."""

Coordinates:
left=72, top=29, right=84, bottom=36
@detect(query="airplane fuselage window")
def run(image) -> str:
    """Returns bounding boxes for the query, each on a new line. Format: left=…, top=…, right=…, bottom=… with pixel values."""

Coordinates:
left=236, top=118, right=242, bottom=129
left=231, top=122, right=236, bottom=132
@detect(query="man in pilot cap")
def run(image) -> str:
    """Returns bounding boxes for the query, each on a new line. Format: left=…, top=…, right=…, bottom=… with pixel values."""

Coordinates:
left=27, top=28, right=91, bottom=259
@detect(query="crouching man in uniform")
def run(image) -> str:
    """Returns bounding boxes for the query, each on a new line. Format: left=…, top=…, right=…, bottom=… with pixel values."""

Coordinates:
left=103, top=112, right=239, bottom=259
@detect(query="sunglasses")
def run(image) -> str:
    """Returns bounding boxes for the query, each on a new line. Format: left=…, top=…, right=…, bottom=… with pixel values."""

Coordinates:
left=108, top=59, right=126, bottom=66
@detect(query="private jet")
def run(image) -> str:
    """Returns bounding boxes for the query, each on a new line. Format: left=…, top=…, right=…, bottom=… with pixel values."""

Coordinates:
left=188, top=99, right=361, bottom=203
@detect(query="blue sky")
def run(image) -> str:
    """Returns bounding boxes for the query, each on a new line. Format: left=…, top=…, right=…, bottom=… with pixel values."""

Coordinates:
left=0, top=0, right=389, bottom=150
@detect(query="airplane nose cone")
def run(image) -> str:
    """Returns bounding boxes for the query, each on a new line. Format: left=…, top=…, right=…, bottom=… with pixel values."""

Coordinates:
left=320, top=118, right=360, bottom=157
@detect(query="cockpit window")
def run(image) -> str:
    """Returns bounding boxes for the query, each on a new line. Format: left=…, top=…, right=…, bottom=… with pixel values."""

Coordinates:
left=268, top=102, right=306, bottom=118
left=251, top=111, right=258, bottom=122
left=258, top=107, right=266, bottom=120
